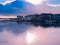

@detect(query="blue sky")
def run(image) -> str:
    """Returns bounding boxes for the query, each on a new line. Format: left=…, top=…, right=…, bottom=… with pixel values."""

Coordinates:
left=0, top=0, right=60, bottom=15
left=0, top=0, right=35, bottom=15
left=47, top=0, right=60, bottom=4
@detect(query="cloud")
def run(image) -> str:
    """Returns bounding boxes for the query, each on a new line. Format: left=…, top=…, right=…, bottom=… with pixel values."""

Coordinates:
left=0, top=0, right=15, bottom=5
left=0, top=0, right=60, bottom=15
left=33, top=2, right=60, bottom=14
left=47, top=3, right=60, bottom=7
left=0, top=0, right=35, bottom=15
left=46, top=0, right=60, bottom=7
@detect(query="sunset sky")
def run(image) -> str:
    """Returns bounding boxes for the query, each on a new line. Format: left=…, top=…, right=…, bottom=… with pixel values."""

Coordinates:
left=0, top=0, right=60, bottom=45
left=0, top=0, right=60, bottom=15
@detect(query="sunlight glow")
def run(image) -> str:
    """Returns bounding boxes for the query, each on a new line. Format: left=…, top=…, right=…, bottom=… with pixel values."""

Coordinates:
left=26, top=32, right=35, bottom=43
left=25, top=0, right=43, bottom=5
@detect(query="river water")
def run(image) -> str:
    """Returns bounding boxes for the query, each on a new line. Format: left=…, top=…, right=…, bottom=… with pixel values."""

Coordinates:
left=0, top=22, right=60, bottom=45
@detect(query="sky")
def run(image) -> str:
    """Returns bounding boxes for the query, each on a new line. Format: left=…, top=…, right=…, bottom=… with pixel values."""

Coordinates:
left=0, top=0, right=60, bottom=15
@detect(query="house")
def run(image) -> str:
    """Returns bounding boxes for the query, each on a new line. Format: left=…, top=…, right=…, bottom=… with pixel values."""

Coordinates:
left=16, top=16, right=24, bottom=21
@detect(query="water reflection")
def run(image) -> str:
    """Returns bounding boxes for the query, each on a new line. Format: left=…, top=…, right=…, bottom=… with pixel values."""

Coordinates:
left=26, top=31, right=36, bottom=44
left=0, top=22, right=33, bottom=35
left=0, top=22, right=60, bottom=45
left=26, top=27, right=60, bottom=45
left=16, top=21, right=60, bottom=27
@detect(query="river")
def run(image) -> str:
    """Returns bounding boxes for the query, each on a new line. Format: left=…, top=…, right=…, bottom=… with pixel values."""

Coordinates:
left=0, top=22, right=60, bottom=45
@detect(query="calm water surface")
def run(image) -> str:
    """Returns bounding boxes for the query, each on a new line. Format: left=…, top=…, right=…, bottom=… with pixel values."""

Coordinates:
left=0, top=22, right=60, bottom=45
